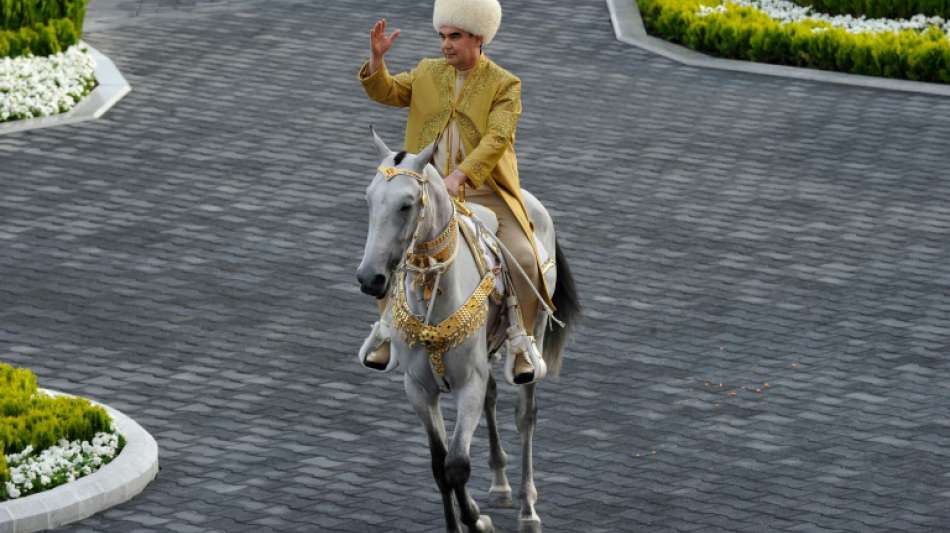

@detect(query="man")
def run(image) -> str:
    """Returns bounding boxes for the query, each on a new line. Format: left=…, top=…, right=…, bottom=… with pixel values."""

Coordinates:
left=357, top=0, right=553, bottom=385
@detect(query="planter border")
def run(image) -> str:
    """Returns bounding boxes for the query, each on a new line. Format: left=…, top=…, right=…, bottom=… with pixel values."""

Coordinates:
left=607, top=0, right=950, bottom=97
left=0, top=40, right=131, bottom=136
left=0, top=389, right=159, bottom=533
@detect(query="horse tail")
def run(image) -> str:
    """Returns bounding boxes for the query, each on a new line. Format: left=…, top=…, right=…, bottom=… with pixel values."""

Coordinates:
left=543, top=235, right=580, bottom=378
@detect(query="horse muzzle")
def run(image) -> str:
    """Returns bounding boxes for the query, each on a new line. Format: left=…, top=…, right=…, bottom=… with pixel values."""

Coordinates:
left=357, top=269, right=389, bottom=299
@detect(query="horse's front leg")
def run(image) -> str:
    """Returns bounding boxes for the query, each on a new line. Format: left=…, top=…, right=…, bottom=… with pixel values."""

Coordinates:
left=446, top=371, right=495, bottom=532
left=405, top=373, right=460, bottom=532
left=517, top=382, right=542, bottom=532
left=485, top=372, right=512, bottom=507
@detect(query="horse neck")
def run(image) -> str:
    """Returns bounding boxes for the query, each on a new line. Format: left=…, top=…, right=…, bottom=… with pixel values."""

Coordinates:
left=416, top=167, right=454, bottom=245
left=405, top=168, right=470, bottom=313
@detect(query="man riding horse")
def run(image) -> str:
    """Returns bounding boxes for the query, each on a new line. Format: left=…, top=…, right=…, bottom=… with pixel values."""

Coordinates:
left=357, top=0, right=553, bottom=385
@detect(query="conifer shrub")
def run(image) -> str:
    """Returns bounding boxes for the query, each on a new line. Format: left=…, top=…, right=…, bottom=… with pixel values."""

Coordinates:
left=0, top=362, right=115, bottom=484
left=0, top=0, right=87, bottom=32
left=796, top=0, right=950, bottom=20
left=0, top=0, right=85, bottom=58
left=637, top=0, right=950, bottom=84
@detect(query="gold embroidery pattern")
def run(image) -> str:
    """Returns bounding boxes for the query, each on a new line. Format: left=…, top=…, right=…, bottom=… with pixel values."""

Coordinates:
left=464, top=160, right=492, bottom=185
left=416, top=60, right=456, bottom=150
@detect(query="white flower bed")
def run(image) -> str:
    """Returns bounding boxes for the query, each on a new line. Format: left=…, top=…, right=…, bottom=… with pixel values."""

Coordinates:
left=0, top=44, right=97, bottom=123
left=699, top=0, right=950, bottom=38
left=2, top=432, right=122, bottom=500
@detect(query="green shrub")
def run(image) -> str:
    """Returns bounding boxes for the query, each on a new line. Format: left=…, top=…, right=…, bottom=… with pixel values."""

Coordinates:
left=0, top=444, right=8, bottom=484
left=797, top=0, right=950, bottom=19
left=0, top=362, right=114, bottom=483
left=0, top=16, right=79, bottom=58
left=0, top=0, right=87, bottom=33
left=636, top=0, right=950, bottom=84
left=0, top=0, right=85, bottom=58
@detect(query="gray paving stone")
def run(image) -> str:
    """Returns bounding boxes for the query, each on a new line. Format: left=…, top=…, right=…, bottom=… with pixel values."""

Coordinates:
left=1, top=0, right=950, bottom=532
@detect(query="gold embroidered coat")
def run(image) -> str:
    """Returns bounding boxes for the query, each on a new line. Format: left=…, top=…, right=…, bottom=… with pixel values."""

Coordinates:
left=358, top=54, right=554, bottom=308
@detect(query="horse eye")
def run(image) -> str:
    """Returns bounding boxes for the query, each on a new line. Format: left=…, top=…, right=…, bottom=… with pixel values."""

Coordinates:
left=400, top=204, right=412, bottom=212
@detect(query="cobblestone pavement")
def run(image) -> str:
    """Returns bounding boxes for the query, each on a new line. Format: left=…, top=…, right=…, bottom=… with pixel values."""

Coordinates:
left=2, top=0, right=950, bottom=531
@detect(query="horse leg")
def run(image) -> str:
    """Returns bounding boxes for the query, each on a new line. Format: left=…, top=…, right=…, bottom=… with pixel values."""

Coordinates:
left=405, top=375, right=460, bottom=533
left=517, top=382, right=542, bottom=532
left=446, top=377, right=495, bottom=533
left=484, top=372, right=512, bottom=507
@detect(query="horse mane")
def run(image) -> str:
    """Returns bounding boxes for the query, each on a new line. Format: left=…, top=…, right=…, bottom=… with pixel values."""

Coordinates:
left=393, top=150, right=408, bottom=165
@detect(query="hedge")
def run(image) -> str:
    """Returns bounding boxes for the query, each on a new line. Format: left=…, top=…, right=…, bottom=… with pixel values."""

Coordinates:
left=0, top=0, right=87, bottom=32
left=796, top=0, right=950, bottom=19
left=0, top=0, right=86, bottom=58
left=0, top=16, right=79, bottom=58
left=0, top=363, right=114, bottom=483
left=637, top=0, right=950, bottom=84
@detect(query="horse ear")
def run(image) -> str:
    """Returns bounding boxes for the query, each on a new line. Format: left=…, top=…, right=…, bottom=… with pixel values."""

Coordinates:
left=412, top=142, right=436, bottom=175
left=370, top=125, right=392, bottom=161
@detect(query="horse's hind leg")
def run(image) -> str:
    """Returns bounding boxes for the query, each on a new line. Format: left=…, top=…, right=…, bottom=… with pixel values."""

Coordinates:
left=485, top=373, right=512, bottom=507
left=446, top=377, right=495, bottom=533
left=517, top=382, right=542, bottom=532
left=405, top=375, right=460, bottom=532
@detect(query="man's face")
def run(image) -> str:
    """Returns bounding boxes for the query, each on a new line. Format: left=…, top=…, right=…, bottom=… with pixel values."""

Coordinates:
left=438, top=25, right=482, bottom=70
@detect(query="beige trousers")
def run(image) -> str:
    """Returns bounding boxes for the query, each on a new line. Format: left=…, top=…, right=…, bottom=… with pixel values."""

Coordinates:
left=464, top=185, right=540, bottom=333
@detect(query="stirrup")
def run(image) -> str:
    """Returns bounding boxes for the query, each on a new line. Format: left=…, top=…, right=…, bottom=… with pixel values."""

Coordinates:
left=503, top=325, right=546, bottom=386
left=357, top=320, right=398, bottom=373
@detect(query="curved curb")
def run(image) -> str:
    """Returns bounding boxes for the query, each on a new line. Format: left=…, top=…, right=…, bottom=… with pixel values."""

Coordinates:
left=0, top=389, right=159, bottom=533
left=607, top=0, right=950, bottom=97
left=0, top=40, right=131, bottom=136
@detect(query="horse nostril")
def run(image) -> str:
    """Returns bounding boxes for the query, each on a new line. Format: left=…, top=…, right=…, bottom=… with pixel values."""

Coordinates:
left=359, top=272, right=388, bottom=298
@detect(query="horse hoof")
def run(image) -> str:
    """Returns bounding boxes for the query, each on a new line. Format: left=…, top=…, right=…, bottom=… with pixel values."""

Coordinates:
left=488, top=488, right=513, bottom=508
left=518, top=516, right=542, bottom=533
left=471, top=515, right=494, bottom=533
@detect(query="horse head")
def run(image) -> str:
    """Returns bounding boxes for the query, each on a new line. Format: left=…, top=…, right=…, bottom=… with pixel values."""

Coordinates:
left=357, top=127, right=436, bottom=298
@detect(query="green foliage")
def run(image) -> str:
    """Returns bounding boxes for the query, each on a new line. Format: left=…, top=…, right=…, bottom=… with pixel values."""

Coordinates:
left=0, top=0, right=85, bottom=58
left=0, top=16, right=79, bottom=58
left=0, top=446, right=8, bottom=485
left=797, top=0, right=950, bottom=19
left=0, top=0, right=87, bottom=32
left=636, top=0, right=950, bottom=84
left=0, top=362, right=114, bottom=483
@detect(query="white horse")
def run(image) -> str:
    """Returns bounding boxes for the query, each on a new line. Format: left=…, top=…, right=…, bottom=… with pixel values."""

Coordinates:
left=356, top=129, right=579, bottom=533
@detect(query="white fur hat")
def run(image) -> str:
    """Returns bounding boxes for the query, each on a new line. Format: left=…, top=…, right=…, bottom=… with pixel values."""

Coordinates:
left=432, top=0, right=502, bottom=45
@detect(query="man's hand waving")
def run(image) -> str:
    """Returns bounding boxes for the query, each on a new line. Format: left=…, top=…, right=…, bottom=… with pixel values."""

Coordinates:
left=369, top=19, right=400, bottom=75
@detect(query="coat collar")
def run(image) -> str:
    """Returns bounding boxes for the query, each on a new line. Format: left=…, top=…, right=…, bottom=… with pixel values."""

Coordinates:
left=441, top=54, right=490, bottom=106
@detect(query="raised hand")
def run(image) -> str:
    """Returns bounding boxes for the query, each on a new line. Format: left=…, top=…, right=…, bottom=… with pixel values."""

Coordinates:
left=370, top=19, right=401, bottom=73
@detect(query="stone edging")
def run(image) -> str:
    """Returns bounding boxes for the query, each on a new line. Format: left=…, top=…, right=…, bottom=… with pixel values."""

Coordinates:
left=0, top=389, right=159, bottom=533
left=0, top=41, right=131, bottom=136
left=606, top=0, right=950, bottom=97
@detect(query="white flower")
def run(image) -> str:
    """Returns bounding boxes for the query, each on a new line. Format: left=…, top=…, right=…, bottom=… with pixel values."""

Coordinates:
left=3, top=431, right=122, bottom=500
left=698, top=0, right=950, bottom=39
left=0, top=45, right=97, bottom=122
